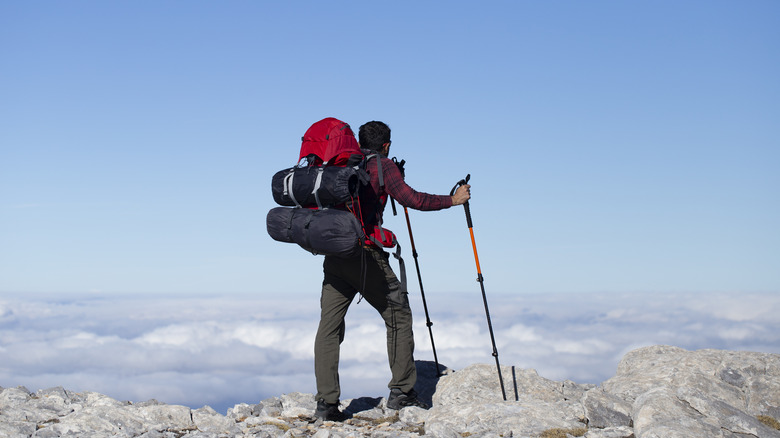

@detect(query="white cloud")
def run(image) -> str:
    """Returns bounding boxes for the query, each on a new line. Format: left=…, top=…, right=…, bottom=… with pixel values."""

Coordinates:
left=1, top=291, right=778, bottom=414
left=550, top=339, right=613, bottom=355
left=502, top=324, right=541, bottom=343
left=687, top=292, right=780, bottom=321
left=56, top=332, right=122, bottom=349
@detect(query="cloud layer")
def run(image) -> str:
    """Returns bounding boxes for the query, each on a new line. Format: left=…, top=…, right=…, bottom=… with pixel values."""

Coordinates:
left=1, top=291, right=778, bottom=414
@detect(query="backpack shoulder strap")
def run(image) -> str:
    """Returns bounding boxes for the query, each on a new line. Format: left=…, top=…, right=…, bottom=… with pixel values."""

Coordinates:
left=365, top=153, right=384, bottom=189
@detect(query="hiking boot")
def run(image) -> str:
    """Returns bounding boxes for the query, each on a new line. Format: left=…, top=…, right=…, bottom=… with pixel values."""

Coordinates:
left=314, top=399, right=346, bottom=422
left=386, top=388, right=429, bottom=410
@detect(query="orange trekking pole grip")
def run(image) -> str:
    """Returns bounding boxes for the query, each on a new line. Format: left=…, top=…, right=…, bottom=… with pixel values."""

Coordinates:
left=451, top=174, right=507, bottom=401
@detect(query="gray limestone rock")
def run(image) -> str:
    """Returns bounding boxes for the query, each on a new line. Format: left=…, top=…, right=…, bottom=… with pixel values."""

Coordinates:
left=279, top=392, right=315, bottom=418
left=191, top=405, right=237, bottom=434
left=632, top=385, right=780, bottom=438
left=603, top=345, right=780, bottom=415
left=427, top=364, right=587, bottom=436
left=0, top=420, right=36, bottom=438
left=427, top=400, right=586, bottom=437
left=398, top=405, right=430, bottom=425
left=601, top=345, right=780, bottom=437
left=583, top=387, right=633, bottom=429
left=1, top=346, right=778, bottom=438
left=225, top=402, right=255, bottom=421
left=257, top=396, right=284, bottom=418
left=136, top=403, right=193, bottom=430
left=584, top=426, right=635, bottom=438
left=633, top=387, right=728, bottom=438
left=433, top=363, right=574, bottom=406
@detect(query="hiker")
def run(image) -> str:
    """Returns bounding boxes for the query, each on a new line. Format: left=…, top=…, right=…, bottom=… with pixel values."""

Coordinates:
left=313, top=121, right=471, bottom=421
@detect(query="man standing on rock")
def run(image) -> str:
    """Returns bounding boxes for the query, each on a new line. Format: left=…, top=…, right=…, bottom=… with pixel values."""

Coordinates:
left=314, top=121, right=471, bottom=421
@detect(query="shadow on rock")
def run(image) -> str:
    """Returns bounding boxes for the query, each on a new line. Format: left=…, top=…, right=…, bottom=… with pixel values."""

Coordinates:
left=414, top=360, right=452, bottom=408
left=344, top=396, right=383, bottom=416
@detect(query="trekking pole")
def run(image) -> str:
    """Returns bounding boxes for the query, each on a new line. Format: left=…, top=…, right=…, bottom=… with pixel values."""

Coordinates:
left=391, top=157, right=442, bottom=376
left=403, top=205, right=442, bottom=376
left=450, top=174, right=507, bottom=401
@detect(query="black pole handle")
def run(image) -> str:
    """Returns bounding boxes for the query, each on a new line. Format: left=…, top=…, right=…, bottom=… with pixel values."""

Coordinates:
left=392, top=157, right=406, bottom=178
left=388, top=157, right=407, bottom=216
left=449, top=173, right=470, bottom=196
left=450, top=174, right=473, bottom=228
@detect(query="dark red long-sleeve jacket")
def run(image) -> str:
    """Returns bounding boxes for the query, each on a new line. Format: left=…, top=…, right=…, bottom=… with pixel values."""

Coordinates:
left=357, top=151, right=452, bottom=237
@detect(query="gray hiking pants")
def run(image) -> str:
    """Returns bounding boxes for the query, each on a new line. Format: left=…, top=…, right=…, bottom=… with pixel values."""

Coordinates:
left=314, top=246, right=416, bottom=404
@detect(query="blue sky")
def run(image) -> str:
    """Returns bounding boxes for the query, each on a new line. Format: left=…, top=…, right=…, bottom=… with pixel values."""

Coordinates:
left=2, top=1, right=779, bottom=296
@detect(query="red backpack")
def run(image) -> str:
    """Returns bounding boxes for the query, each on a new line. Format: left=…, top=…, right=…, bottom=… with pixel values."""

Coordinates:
left=270, top=118, right=367, bottom=209
left=299, top=118, right=398, bottom=248
left=267, top=117, right=399, bottom=257
left=299, top=117, right=363, bottom=166
left=267, top=118, right=370, bottom=257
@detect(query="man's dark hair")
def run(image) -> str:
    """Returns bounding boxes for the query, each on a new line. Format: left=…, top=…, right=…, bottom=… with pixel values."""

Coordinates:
left=358, top=121, right=391, bottom=151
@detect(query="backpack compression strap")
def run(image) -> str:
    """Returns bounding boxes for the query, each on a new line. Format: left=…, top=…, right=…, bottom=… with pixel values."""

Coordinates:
left=312, top=167, right=325, bottom=210
left=391, top=237, right=407, bottom=294
left=282, top=169, right=301, bottom=208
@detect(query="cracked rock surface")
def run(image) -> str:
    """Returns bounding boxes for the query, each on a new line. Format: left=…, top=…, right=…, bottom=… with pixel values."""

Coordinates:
left=1, top=345, right=779, bottom=437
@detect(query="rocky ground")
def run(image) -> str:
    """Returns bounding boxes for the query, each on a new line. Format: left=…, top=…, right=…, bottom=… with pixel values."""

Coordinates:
left=1, top=345, right=779, bottom=437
